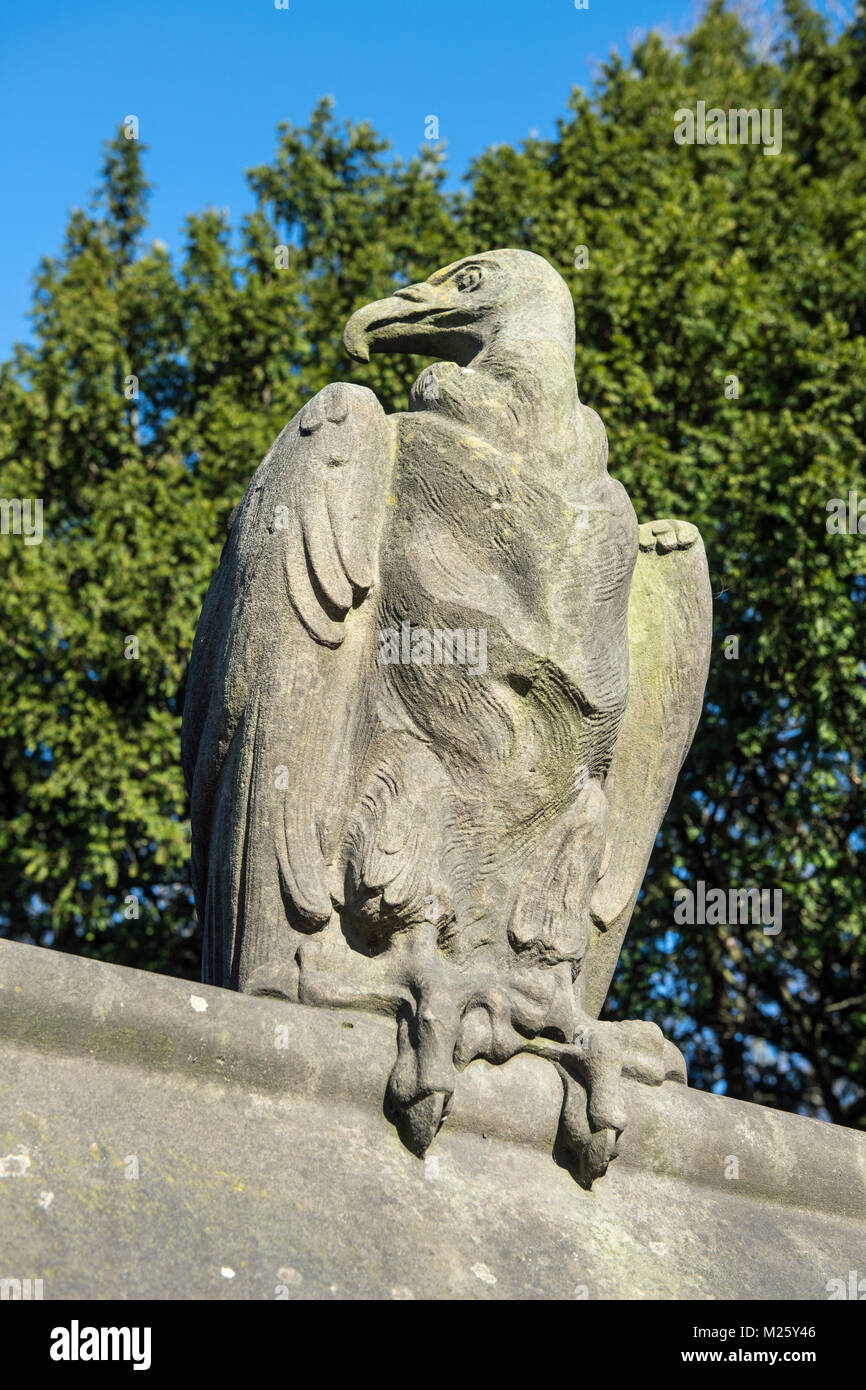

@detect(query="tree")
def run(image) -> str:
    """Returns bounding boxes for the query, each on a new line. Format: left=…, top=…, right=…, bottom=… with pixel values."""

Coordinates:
left=1, top=3, right=863, bottom=1126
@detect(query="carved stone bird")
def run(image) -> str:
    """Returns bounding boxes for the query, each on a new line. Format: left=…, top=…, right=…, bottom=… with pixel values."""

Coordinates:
left=182, top=249, right=712, bottom=1185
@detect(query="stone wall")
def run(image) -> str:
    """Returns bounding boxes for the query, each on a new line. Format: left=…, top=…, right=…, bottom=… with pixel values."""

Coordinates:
left=1, top=939, right=863, bottom=1299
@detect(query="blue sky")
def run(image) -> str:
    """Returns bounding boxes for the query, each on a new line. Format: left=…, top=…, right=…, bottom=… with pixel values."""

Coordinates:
left=0, top=0, right=839, bottom=360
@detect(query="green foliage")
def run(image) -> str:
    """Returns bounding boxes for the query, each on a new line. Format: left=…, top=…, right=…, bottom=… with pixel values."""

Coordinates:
left=1, top=3, right=863, bottom=1124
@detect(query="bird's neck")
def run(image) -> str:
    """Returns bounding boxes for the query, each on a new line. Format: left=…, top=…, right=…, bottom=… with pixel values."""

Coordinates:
left=471, top=334, right=583, bottom=485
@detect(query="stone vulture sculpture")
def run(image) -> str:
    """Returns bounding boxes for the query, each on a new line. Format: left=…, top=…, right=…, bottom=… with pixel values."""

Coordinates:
left=182, top=249, right=712, bottom=1185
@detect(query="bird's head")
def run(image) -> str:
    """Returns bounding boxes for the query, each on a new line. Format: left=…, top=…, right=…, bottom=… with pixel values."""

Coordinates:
left=343, top=249, right=575, bottom=367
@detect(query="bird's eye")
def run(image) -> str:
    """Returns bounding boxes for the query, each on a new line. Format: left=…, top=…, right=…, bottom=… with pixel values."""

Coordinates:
left=455, top=266, right=483, bottom=292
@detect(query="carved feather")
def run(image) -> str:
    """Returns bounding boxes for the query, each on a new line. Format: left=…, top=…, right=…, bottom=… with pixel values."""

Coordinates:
left=182, top=383, right=394, bottom=987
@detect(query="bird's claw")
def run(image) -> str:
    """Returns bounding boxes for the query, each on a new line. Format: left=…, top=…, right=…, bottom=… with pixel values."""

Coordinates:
left=527, top=1017, right=683, bottom=1187
left=638, top=517, right=699, bottom=553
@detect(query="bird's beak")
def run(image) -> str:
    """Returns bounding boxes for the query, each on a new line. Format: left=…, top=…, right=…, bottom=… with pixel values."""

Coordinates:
left=343, top=282, right=478, bottom=365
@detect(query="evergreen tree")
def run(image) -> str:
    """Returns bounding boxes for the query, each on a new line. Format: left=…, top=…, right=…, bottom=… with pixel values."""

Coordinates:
left=1, top=4, right=863, bottom=1126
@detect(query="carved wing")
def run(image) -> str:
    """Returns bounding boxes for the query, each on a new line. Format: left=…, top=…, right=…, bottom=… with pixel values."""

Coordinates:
left=582, top=520, right=713, bottom=1018
left=181, top=383, right=394, bottom=990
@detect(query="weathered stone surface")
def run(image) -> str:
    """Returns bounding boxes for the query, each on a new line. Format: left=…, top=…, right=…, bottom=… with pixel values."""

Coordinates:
left=1, top=940, right=863, bottom=1300
left=181, top=250, right=713, bottom=1180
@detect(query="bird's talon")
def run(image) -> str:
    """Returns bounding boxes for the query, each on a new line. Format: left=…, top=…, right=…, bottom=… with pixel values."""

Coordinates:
left=638, top=517, right=699, bottom=552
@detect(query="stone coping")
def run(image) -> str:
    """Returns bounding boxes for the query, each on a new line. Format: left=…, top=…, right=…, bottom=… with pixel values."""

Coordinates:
left=1, top=938, right=864, bottom=1222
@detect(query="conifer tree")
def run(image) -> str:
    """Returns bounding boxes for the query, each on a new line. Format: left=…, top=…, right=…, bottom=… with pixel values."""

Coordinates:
left=1, top=5, right=863, bottom=1125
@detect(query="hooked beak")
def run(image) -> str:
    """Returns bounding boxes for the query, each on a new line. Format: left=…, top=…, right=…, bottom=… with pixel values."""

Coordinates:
left=343, top=281, right=480, bottom=365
